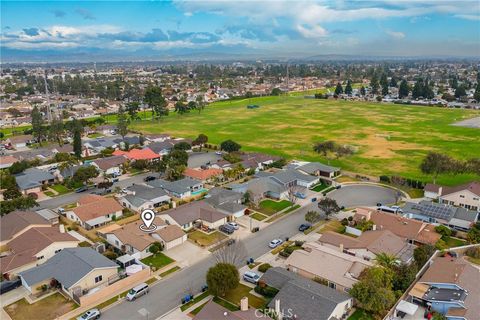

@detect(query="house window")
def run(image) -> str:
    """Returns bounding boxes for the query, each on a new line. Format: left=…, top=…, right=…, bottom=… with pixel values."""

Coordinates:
left=55, top=249, right=62, bottom=253
left=473, top=197, right=479, bottom=201
left=37, top=256, right=44, bottom=260
left=115, top=240, right=119, bottom=246
left=460, top=195, right=465, bottom=198
left=95, top=275, right=103, bottom=283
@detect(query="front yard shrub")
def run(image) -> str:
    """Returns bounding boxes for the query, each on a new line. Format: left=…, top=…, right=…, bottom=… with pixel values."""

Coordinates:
left=465, top=246, right=480, bottom=259
left=254, top=285, right=279, bottom=298
left=258, top=263, right=272, bottom=273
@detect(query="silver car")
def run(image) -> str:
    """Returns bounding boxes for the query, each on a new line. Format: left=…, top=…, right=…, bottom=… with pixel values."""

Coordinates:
left=77, top=309, right=100, bottom=320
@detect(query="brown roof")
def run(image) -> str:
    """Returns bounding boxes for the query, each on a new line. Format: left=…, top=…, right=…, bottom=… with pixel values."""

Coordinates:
left=162, top=200, right=228, bottom=226
left=73, top=195, right=123, bottom=222
left=193, top=300, right=273, bottom=320
left=156, top=225, right=185, bottom=242
left=424, top=183, right=441, bottom=193
left=0, top=227, right=78, bottom=273
left=0, top=155, right=18, bottom=166
left=183, top=168, right=223, bottom=181
left=0, top=211, right=50, bottom=242
left=93, top=155, right=128, bottom=171
left=441, top=181, right=480, bottom=197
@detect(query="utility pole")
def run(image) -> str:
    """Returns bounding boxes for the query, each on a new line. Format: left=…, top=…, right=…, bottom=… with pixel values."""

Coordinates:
left=44, top=69, right=52, bottom=123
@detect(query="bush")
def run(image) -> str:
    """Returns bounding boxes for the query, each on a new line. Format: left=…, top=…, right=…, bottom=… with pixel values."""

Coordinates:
left=279, top=251, right=290, bottom=258
left=254, top=285, right=279, bottom=297
left=258, top=263, right=272, bottom=273
left=435, top=225, right=452, bottom=237
left=294, top=240, right=304, bottom=247
left=103, top=251, right=118, bottom=260
left=465, top=246, right=480, bottom=259
left=379, top=175, right=391, bottom=183
left=341, top=218, right=348, bottom=226
left=27, top=192, right=38, bottom=199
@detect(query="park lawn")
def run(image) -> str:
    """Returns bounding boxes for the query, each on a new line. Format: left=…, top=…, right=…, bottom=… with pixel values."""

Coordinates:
left=258, top=199, right=292, bottom=216
left=250, top=212, right=268, bottom=221
left=140, top=253, right=174, bottom=269
left=188, top=230, right=227, bottom=247
left=224, top=284, right=266, bottom=309
left=50, top=184, right=71, bottom=195
left=348, top=308, right=375, bottom=320
left=442, top=236, right=467, bottom=248
left=128, top=96, right=480, bottom=186
left=5, top=293, right=77, bottom=320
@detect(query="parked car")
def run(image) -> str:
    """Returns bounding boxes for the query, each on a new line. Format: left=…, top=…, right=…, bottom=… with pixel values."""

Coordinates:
left=0, top=279, right=21, bottom=295
left=269, top=239, right=283, bottom=248
left=110, top=177, right=119, bottom=183
left=77, top=309, right=101, bottom=320
left=75, top=186, right=88, bottom=193
left=298, top=224, right=311, bottom=232
left=226, top=239, right=236, bottom=246
left=126, top=283, right=149, bottom=301
left=311, top=197, right=317, bottom=202
left=181, top=294, right=193, bottom=304
left=294, top=192, right=306, bottom=199
left=219, top=224, right=235, bottom=234
left=144, top=176, right=156, bottom=182
left=243, top=271, right=260, bottom=284
left=227, top=222, right=239, bottom=230
left=215, top=151, right=223, bottom=155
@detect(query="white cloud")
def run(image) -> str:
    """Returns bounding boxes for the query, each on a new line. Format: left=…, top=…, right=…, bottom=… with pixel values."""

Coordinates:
left=296, top=24, right=328, bottom=38
left=454, top=14, right=480, bottom=20
left=386, top=29, right=406, bottom=39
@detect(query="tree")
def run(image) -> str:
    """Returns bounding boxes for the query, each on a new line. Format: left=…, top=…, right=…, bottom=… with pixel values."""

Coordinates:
left=221, top=140, right=241, bottom=153
left=360, top=86, right=366, bottom=96
left=213, top=240, right=248, bottom=266
left=420, top=152, right=456, bottom=184
left=389, top=76, right=397, bottom=88
left=313, top=140, right=336, bottom=164
left=335, top=145, right=354, bottom=159
left=414, top=244, right=435, bottom=268
left=8, top=160, right=31, bottom=174
left=126, top=102, right=140, bottom=121
left=193, top=134, right=208, bottom=150
left=370, top=75, right=379, bottom=95
left=117, top=105, right=129, bottom=139
left=317, top=198, right=341, bottom=219
left=154, top=149, right=188, bottom=181
left=196, top=95, right=206, bottom=113
left=454, top=85, right=466, bottom=98
left=305, top=210, right=322, bottom=224
left=412, top=78, right=424, bottom=99
left=173, top=141, right=191, bottom=151
left=271, top=87, right=281, bottom=96
left=474, top=82, right=480, bottom=102
left=144, top=86, right=168, bottom=120
left=3, top=187, right=22, bottom=200
left=334, top=82, right=343, bottom=95
left=206, top=263, right=239, bottom=297
left=350, top=267, right=396, bottom=317
left=344, top=80, right=353, bottom=95
left=49, top=118, right=64, bottom=146
left=72, top=119, right=83, bottom=159
left=467, top=222, right=480, bottom=243
left=0, top=195, right=39, bottom=216
left=73, top=166, right=98, bottom=185
left=380, top=73, right=389, bottom=96
left=398, top=79, right=409, bottom=98
left=174, top=100, right=189, bottom=114
left=434, top=225, right=452, bottom=237
left=374, top=252, right=398, bottom=269
left=392, top=263, right=418, bottom=292
left=97, top=180, right=113, bottom=190
left=148, top=242, right=163, bottom=255
left=31, top=105, right=45, bottom=145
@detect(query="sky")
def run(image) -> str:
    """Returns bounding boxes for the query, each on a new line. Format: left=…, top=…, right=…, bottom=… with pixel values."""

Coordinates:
left=1, top=0, right=480, bottom=61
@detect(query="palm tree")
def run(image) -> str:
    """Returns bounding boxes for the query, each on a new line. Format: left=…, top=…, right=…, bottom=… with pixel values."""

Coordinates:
left=374, top=253, right=398, bottom=269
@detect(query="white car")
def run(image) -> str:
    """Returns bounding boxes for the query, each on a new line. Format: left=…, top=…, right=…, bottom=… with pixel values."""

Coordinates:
left=215, top=151, right=223, bottom=155
left=227, top=222, right=239, bottom=230
left=269, top=239, right=283, bottom=248
left=77, top=309, right=100, bottom=320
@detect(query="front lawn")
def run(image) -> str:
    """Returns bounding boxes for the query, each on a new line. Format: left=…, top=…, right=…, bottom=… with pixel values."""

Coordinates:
left=311, top=182, right=329, bottom=192
left=348, top=308, right=375, bottom=320
left=50, top=184, right=71, bottom=195
left=258, top=199, right=292, bottom=216
left=5, top=293, right=76, bottom=320
left=442, top=236, right=467, bottom=248
left=317, top=220, right=344, bottom=234
left=250, top=212, right=268, bottom=221
left=140, top=253, right=174, bottom=269
left=188, top=230, right=227, bottom=247
left=223, top=284, right=266, bottom=309
left=265, top=205, right=301, bottom=223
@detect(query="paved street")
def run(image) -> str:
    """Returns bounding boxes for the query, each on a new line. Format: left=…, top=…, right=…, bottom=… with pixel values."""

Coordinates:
left=36, top=172, right=151, bottom=210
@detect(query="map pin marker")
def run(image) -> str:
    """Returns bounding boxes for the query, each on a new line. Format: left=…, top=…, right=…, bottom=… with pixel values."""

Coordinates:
left=141, top=209, right=155, bottom=229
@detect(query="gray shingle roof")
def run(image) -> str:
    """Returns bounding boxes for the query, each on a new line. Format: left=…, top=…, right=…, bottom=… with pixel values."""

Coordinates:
left=19, top=248, right=118, bottom=289
left=148, top=178, right=202, bottom=195
left=15, top=168, right=55, bottom=190
left=297, top=162, right=340, bottom=174
left=271, top=169, right=318, bottom=185
left=403, top=200, right=478, bottom=223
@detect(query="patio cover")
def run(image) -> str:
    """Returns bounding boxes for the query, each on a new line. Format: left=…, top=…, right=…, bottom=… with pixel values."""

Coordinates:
left=396, top=300, right=419, bottom=316
left=409, top=282, right=429, bottom=299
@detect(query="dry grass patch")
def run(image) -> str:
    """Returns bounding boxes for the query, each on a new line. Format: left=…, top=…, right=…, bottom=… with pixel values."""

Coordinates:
left=5, top=293, right=76, bottom=320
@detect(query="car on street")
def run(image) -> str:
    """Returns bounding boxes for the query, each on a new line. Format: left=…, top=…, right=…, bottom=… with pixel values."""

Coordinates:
left=219, top=224, right=235, bottom=234
left=75, top=186, right=88, bottom=193
left=311, top=197, right=317, bottom=202
left=243, top=271, right=260, bottom=284
left=269, top=239, right=283, bottom=248
left=215, top=151, right=223, bottom=155
left=298, top=224, right=311, bottom=232
left=144, top=176, right=156, bottom=182
left=77, top=309, right=101, bottom=320
left=227, top=222, right=239, bottom=230
left=126, top=283, right=149, bottom=301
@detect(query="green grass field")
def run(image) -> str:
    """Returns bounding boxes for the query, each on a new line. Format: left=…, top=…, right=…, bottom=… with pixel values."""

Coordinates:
left=128, top=96, right=480, bottom=185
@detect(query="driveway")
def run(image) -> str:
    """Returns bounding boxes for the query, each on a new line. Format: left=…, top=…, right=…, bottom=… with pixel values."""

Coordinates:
left=165, top=242, right=210, bottom=268
left=327, top=184, right=398, bottom=208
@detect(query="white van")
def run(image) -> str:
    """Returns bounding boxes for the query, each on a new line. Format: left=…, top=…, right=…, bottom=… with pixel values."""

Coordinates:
left=126, top=283, right=149, bottom=301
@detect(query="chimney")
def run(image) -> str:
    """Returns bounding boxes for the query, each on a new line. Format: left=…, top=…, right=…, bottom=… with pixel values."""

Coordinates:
left=240, top=297, right=248, bottom=311
left=372, top=224, right=376, bottom=231
left=339, top=243, right=344, bottom=252
left=275, top=299, right=282, bottom=320
left=59, top=224, right=65, bottom=233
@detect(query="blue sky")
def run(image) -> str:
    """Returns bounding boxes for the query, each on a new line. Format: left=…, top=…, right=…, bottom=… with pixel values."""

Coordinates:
left=1, top=1, right=479, bottom=60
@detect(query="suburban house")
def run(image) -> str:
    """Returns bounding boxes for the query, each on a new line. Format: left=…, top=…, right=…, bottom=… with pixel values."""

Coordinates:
left=91, top=155, right=128, bottom=176
left=35, top=209, right=60, bottom=225
left=158, top=200, right=229, bottom=231
left=102, top=217, right=186, bottom=258
left=0, top=210, right=51, bottom=246
left=353, top=208, right=441, bottom=245
left=96, top=125, right=117, bottom=135
left=119, top=184, right=171, bottom=212
left=147, top=141, right=176, bottom=156
left=183, top=167, right=223, bottom=183
left=403, top=200, right=478, bottom=231
left=261, top=267, right=353, bottom=320
left=193, top=299, right=273, bottom=320
left=0, top=226, right=79, bottom=278
left=318, top=229, right=415, bottom=264
left=424, top=181, right=480, bottom=212
left=407, top=250, right=480, bottom=320
left=6, top=135, right=33, bottom=149
left=112, top=147, right=160, bottom=162
left=238, top=153, right=282, bottom=170
left=0, top=155, right=18, bottom=169
left=14, top=167, right=56, bottom=195
left=148, top=178, right=204, bottom=199
left=285, top=242, right=373, bottom=292
left=267, top=169, right=319, bottom=188
left=205, top=187, right=247, bottom=218
left=295, top=161, right=341, bottom=178
left=66, top=194, right=123, bottom=229
left=19, top=248, right=119, bottom=298
left=84, top=137, right=119, bottom=154
left=145, top=133, right=170, bottom=143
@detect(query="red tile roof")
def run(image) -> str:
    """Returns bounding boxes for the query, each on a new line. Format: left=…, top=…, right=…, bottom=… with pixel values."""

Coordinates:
left=183, top=168, right=223, bottom=180
left=113, top=148, right=160, bottom=161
